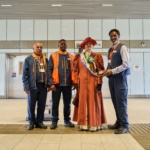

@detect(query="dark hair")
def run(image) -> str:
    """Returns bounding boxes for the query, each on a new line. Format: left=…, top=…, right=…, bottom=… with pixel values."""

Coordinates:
left=109, top=29, right=120, bottom=36
left=58, top=39, right=67, bottom=43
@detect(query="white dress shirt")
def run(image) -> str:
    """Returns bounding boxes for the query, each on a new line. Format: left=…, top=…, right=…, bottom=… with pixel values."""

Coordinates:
left=112, top=45, right=130, bottom=75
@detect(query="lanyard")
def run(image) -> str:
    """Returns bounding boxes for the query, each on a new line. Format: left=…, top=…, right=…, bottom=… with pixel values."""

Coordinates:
left=109, top=41, right=120, bottom=59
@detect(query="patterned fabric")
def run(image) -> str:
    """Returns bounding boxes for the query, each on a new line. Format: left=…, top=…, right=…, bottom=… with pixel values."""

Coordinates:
left=32, top=53, right=47, bottom=65
left=80, top=53, right=98, bottom=77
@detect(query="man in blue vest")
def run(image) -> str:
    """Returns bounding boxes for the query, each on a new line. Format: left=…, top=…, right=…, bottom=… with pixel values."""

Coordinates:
left=103, top=29, right=130, bottom=134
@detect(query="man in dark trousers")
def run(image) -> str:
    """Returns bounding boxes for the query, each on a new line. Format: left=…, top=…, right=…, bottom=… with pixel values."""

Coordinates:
left=47, top=39, right=75, bottom=129
left=103, top=29, right=130, bottom=134
left=22, top=42, right=48, bottom=130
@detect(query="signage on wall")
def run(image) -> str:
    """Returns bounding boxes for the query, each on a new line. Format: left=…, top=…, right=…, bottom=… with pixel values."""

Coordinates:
left=11, top=72, right=16, bottom=77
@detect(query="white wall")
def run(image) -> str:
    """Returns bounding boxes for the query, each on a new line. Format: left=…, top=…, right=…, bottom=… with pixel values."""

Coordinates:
left=62, top=20, right=74, bottom=40
left=48, top=20, right=61, bottom=40
left=0, top=19, right=149, bottom=41
left=34, top=20, right=47, bottom=40
left=102, top=19, right=115, bottom=40
left=116, top=19, right=129, bottom=40
left=144, top=53, right=150, bottom=95
left=130, top=19, right=143, bottom=40
left=8, top=55, right=27, bottom=98
left=130, top=53, right=144, bottom=95
left=0, top=19, right=150, bottom=97
left=0, top=20, right=6, bottom=40
left=0, top=54, right=6, bottom=97
left=21, top=20, right=33, bottom=40
left=75, top=19, right=88, bottom=40
left=7, top=20, right=20, bottom=40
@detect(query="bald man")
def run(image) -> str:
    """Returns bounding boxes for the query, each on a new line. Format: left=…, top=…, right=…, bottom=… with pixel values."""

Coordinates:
left=22, top=42, right=48, bottom=130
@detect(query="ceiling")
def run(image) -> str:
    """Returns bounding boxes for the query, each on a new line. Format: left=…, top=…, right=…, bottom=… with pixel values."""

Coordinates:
left=0, top=0, right=150, bottom=19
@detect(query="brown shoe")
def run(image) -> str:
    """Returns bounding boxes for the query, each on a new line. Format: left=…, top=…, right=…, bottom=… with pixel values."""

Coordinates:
left=108, top=123, right=120, bottom=129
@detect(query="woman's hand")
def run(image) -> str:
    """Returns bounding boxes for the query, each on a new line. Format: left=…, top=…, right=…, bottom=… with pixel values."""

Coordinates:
left=97, top=84, right=102, bottom=91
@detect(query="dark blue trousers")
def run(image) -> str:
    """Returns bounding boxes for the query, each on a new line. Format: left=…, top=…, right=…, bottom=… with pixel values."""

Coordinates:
left=52, top=85, right=72, bottom=123
left=109, top=76, right=129, bottom=130
left=27, top=83, right=47, bottom=123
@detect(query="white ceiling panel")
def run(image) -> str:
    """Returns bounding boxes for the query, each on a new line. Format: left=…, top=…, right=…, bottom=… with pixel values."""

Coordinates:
left=0, top=0, right=150, bottom=19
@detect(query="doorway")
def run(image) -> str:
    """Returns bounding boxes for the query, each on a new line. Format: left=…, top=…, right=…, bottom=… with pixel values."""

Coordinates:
left=7, top=54, right=28, bottom=98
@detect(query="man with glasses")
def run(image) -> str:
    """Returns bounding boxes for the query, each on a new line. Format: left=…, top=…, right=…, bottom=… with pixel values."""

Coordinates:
left=22, top=42, right=48, bottom=130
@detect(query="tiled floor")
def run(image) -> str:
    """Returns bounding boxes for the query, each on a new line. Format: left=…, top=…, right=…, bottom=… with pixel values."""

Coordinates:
left=0, top=98, right=149, bottom=150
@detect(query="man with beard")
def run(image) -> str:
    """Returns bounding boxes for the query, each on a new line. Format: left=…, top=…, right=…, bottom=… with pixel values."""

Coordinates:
left=103, top=29, right=130, bottom=134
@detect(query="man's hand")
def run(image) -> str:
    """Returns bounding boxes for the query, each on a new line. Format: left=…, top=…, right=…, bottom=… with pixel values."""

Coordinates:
left=99, top=70, right=106, bottom=75
left=25, top=90, right=29, bottom=94
left=72, top=84, right=78, bottom=90
left=76, top=43, right=81, bottom=49
left=102, top=69, right=113, bottom=77
left=48, top=85, right=56, bottom=92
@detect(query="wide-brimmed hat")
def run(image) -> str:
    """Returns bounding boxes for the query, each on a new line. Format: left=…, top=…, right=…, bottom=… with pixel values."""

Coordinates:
left=80, top=37, right=97, bottom=49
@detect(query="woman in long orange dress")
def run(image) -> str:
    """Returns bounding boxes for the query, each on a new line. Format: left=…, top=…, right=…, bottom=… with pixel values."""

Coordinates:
left=73, top=37, right=107, bottom=131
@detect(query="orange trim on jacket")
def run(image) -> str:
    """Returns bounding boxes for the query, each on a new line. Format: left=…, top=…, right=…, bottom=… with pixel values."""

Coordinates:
left=51, top=50, right=75, bottom=85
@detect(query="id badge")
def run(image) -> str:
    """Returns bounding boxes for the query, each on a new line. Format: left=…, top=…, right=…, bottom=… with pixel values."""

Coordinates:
left=39, top=69, right=45, bottom=72
left=39, top=63, right=45, bottom=72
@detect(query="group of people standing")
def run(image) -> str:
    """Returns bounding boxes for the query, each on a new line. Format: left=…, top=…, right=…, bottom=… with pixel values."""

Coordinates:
left=22, top=29, right=130, bottom=134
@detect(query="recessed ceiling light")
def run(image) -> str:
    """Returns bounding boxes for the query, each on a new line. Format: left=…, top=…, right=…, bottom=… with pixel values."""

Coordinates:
left=1, top=4, right=12, bottom=7
left=102, top=4, right=113, bottom=7
left=51, top=4, right=62, bottom=7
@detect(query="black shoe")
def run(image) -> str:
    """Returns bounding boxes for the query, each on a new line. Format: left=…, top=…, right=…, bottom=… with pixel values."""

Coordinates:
left=35, top=122, right=47, bottom=129
left=50, top=122, right=57, bottom=129
left=115, top=127, right=130, bottom=134
left=108, top=123, right=120, bottom=129
left=79, top=129, right=88, bottom=131
left=64, top=121, right=75, bottom=127
left=28, top=123, right=34, bottom=130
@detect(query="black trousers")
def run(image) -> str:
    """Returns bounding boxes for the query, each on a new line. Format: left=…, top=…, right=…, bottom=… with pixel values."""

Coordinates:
left=27, top=83, right=47, bottom=123
left=52, top=85, right=72, bottom=123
